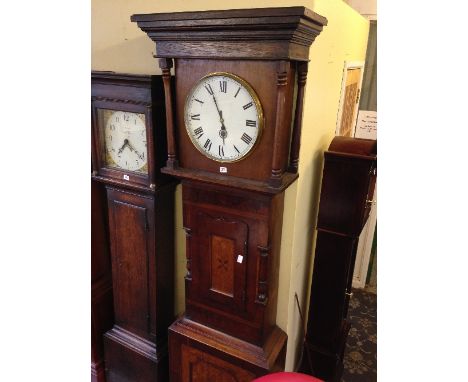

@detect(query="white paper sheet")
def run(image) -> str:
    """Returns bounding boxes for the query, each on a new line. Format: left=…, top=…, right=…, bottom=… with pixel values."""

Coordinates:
left=355, top=110, right=377, bottom=140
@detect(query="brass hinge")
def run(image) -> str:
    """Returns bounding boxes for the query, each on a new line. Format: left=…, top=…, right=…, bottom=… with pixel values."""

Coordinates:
left=356, top=88, right=361, bottom=104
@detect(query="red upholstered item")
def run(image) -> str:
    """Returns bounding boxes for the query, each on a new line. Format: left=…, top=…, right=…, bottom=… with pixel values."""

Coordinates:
left=252, top=372, right=323, bottom=382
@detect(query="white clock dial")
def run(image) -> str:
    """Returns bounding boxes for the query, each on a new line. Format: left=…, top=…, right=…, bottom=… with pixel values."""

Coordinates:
left=103, top=110, right=148, bottom=173
left=184, top=73, right=263, bottom=162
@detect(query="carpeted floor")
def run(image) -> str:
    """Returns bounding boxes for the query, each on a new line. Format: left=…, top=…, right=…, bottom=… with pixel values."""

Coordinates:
left=341, top=288, right=377, bottom=382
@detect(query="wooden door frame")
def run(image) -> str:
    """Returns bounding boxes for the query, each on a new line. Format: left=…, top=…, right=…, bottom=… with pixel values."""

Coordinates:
left=335, top=61, right=365, bottom=137
left=352, top=183, right=377, bottom=288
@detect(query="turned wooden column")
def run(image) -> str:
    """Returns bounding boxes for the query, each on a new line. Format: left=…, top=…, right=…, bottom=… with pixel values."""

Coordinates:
left=159, top=58, right=178, bottom=169
left=289, top=61, right=309, bottom=173
left=270, top=60, right=291, bottom=188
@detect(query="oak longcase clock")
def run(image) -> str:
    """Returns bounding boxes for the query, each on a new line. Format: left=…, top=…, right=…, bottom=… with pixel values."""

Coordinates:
left=91, top=71, right=176, bottom=382
left=132, top=7, right=327, bottom=382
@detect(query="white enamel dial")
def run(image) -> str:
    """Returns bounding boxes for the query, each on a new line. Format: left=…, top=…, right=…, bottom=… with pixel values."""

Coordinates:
left=184, top=73, right=263, bottom=162
left=103, top=110, right=148, bottom=173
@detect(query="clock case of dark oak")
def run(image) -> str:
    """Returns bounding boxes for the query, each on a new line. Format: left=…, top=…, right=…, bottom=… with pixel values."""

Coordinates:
left=91, top=72, right=177, bottom=382
left=132, top=7, right=327, bottom=382
left=298, top=136, right=377, bottom=382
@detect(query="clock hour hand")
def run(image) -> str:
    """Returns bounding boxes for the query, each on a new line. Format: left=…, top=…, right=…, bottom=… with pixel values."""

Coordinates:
left=219, top=110, right=228, bottom=145
left=210, top=93, right=228, bottom=145
left=118, top=139, right=129, bottom=155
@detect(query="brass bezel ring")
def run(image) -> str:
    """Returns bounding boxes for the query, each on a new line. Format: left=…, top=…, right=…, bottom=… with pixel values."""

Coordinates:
left=184, top=71, right=264, bottom=163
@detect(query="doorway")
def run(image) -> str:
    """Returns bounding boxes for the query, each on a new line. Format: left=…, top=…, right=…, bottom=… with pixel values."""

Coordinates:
left=336, top=62, right=365, bottom=137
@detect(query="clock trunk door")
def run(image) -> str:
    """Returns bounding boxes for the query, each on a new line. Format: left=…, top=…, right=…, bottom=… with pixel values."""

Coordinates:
left=192, top=211, right=248, bottom=314
left=106, top=188, right=156, bottom=340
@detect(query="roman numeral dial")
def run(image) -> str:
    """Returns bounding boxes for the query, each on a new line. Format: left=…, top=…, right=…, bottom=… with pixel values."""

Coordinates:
left=184, top=72, right=263, bottom=163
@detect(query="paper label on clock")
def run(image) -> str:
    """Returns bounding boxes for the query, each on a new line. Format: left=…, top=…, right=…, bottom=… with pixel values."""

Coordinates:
left=123, top=174, right=130, bottom=181
left=237, top=255, right=243, bottom=264
left=220, top=167, right=227, bottom=173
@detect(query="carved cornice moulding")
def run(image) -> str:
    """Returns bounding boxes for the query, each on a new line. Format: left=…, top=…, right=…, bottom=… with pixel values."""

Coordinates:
left=131, top=7, right=328, bottom=61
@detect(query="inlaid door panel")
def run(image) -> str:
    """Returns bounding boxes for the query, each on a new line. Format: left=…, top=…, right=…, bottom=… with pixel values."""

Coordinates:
left=193, top=211, right=249, bottom=315
left=107, top=188, right=155, bottom=340
left=181, top=344, right=255, bottom=382
left=210, top=235, right=235, bottom=297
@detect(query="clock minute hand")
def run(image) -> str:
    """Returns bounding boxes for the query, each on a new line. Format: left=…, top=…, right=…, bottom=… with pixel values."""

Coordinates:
left=126, top=140, right=145, bottom=160
left=211, top=94, right=223, bottom=120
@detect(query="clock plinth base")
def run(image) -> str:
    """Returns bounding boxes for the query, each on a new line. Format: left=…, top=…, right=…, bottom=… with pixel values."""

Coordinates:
left=298, top=320, right=349, bottom=382
left=103, top=327, right=168, bottom=382
left=168, top=317, right=287, bottom=382
left=91, top=359, right=106, bottom=382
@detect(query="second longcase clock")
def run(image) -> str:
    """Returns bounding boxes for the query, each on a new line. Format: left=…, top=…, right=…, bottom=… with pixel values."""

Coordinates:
left=92, top=71, right=176, bottom=382
left=132, top=7, right=327, bottom=382
left=299, top=137, right=377, bottom=381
